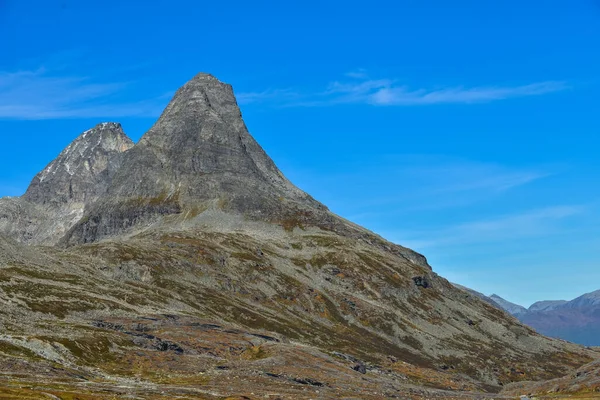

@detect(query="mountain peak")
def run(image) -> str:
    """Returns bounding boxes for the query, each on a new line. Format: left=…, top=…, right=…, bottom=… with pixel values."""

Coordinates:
left=141, top=72, right=241, bottom=149
left=23, top=122, right=133, bottom=206
left=190, top=71, right=220, bottom=81
left=114, top=73, right=314, bottom=205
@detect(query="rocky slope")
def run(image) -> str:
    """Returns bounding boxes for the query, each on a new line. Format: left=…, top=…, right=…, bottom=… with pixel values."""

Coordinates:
left=0, top=73, right=598, bottom=399
left=503, top=358, right=600, bottom=398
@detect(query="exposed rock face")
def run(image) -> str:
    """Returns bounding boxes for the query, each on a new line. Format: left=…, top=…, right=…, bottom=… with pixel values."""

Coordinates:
left=24, top=122, right=133, bottom=207
left=134, top=73, right=313, bottom=204
left=110, top=74, right=318, bottom=206
left=0, top=123, right=133, bottom=244
left=0, top=197, right=46, bottom=243
left=0, top=73, right=596, bottom=397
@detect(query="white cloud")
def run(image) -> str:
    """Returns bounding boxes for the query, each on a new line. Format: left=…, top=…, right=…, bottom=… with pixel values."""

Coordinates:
left=402, top=160, right=551, bottom=194
left=344, top=69, right=369, bottom=79
left=320, top=157, right=553, bottom=212
left=0, top=68, right=166, bottom=120
left=324, top=79, right=395, bottom=103
left=237, top=71, right=569, bottom=107
left=236, top=88, right=299, bottom=105
left=369, top=81, right=569, bottom=105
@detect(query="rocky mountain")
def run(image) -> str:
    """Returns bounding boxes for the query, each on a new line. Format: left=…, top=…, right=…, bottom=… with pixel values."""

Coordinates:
left=0, top=73, right=598, bottom=399
left=478, top=292, right=600, bottom=347
left=62, top=74, right=337, bottom=246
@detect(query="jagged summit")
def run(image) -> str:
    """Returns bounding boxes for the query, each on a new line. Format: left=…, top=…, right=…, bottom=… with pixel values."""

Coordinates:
left=24, top=122, right=134, bottom=207
left=140, top=72, right=243, bottom=140
left=130, top=72, right=309, bottom=202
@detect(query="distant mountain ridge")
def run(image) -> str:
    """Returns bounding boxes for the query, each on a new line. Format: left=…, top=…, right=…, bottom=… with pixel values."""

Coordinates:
left=529, top=300, right=568, bottom=312
left=462, top=289, right=600, bottom=346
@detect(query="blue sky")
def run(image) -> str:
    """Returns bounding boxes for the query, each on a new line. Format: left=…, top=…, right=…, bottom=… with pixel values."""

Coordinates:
left=1, top=0, right=599, bottom=306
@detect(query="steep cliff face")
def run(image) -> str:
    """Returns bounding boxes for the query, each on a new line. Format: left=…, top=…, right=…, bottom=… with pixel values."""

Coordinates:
left=0, top=197, right=45, bottom=243
left=132, top=73, right=312, bottom=204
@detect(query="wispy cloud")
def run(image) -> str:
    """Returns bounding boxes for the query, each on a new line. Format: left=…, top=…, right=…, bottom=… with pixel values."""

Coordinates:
left=315, top=157, right=553, bottom=213
left=344, top=68, right=369, bottom=79
left=236, top=88, right=300, bottom=105
left=401, top=159, right=551, bottom=195
left=369, top=81, right=568, bottom=105
left=0, top=67, right=166, bottom=120
left=237, top=71, right=569, bottom=107
left=390, top=205, right=584, bottom=250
